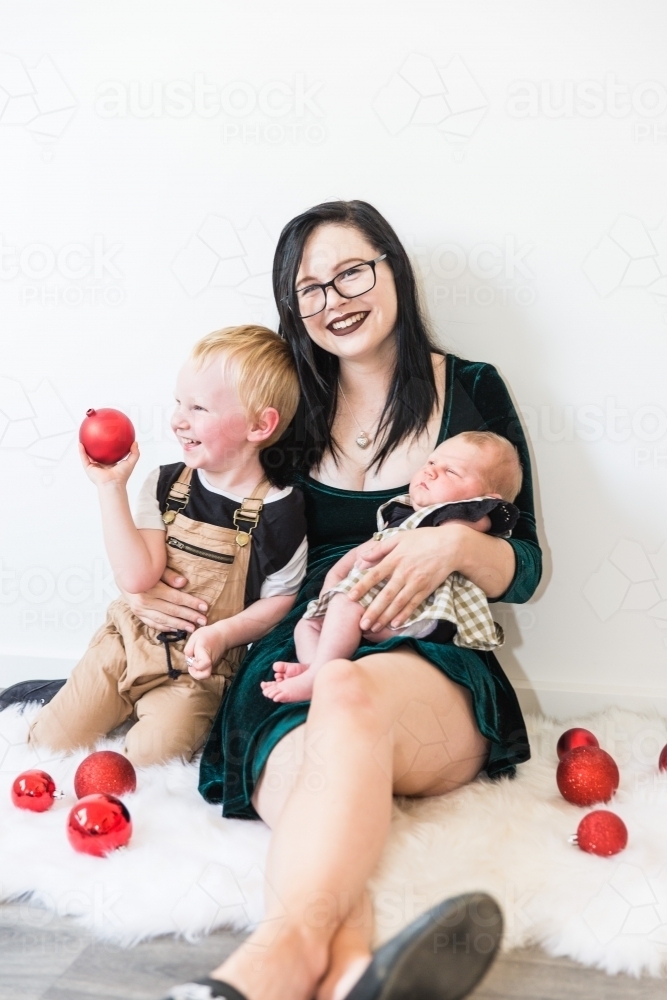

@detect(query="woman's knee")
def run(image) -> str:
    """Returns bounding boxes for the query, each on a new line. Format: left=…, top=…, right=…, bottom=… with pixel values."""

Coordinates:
left=311, top=658, right=375, bottom=714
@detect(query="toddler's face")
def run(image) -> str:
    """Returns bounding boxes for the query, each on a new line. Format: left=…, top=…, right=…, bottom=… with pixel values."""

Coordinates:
left=409, top=438, right=500, bottom=509
left=171, top=360, right=250, bottom=471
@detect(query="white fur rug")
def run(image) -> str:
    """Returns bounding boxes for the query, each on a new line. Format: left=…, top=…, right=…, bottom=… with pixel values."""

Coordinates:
left=2, top=705, right=667, bottom=978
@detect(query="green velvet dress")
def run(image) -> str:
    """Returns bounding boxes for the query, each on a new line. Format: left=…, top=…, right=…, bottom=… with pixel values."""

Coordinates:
left=199, top=355, right=542, bottom=819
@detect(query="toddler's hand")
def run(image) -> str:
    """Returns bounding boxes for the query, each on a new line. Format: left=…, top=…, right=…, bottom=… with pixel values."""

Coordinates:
left=80, top=441, right=140, bottom=487
left=184, top=625, right=226, bottom=680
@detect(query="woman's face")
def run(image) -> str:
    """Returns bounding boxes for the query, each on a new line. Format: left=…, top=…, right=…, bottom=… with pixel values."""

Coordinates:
left=295, top=224, right=398, bottom=363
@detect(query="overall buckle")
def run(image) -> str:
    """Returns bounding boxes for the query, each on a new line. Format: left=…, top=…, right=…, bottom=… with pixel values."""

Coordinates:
left=233, top=498, right=264, bottom=547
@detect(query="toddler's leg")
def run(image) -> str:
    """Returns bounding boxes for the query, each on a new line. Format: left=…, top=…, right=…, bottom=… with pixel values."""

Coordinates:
left=262, top=594, right=364, bottom=703
left=273, top=616, right=323, bottom=681
left=29, top=623, right=132, bottom=753
left=125, top=673, right=226, bottom=766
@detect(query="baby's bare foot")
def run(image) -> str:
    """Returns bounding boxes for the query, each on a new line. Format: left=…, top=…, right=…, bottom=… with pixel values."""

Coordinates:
left=261, top=671, right=315, bottom=703
left=273, top=660, right=309, bottom=679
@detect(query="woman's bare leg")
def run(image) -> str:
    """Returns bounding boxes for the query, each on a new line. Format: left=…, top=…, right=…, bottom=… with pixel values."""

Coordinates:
left=316, top=890, right=374, bottom=1000
left=210, top=649, right=489, bottom=1000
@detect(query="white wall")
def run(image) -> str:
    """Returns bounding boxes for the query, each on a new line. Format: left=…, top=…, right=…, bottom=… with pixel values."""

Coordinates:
left=1, top=1, right=666, bottom=719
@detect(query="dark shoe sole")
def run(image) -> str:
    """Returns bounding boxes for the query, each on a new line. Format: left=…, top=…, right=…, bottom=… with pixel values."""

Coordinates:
left=0, top=678, right=66, bottom=712
left=346, top=892, right=502, bottom=1000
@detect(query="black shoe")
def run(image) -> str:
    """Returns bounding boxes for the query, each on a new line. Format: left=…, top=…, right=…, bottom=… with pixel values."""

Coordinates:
left=161, top=979, right=247, bottom=999
left=344, top=892, right=502, bottom=1000
left=0, top=678, right=67, bottom=712
left=161, top=894, right=501, bottom=1000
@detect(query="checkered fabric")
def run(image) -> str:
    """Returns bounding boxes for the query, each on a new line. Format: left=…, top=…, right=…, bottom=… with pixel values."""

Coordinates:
left=303, top=494, right=504, bottom=651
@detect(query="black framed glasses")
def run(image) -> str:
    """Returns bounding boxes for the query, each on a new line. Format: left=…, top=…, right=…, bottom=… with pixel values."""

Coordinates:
left=284, top=253, right=387, bottom=319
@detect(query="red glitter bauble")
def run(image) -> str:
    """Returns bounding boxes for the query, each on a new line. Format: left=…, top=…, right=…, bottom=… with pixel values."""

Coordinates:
left=556, top=746, right=619, bottom=807
left=74, top=751, right=137, bottom=799
left=67, top=793, right=132, bottom=857
left=11, top=769, right=57, bottom=812
left=659, top=744, right=667, bottom=771
left=576, top=810, right=628, bottom=857
left=556, top=727, right=599, bottom=760
left=79, top=408, right=135, bottom=465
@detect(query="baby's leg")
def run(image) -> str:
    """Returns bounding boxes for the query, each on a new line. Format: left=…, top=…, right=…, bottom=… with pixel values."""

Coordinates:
left=273, top=616, right=323, bottom=680
left=261, top=594, right=365, bottom=703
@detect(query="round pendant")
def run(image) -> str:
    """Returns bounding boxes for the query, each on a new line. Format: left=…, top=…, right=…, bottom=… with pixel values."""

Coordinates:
left=356, top=434, right=370, bottom=449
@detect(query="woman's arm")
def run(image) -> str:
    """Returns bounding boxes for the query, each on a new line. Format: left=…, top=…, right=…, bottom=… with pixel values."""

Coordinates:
left=348, top=359, right=541, bottom=631
left=348, top=524, right=514, bottom=631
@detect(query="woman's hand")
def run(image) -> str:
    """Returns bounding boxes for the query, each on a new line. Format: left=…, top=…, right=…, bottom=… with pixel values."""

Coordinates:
left=348, top=524, right=515, bottom=632
left=123, top=567, right=209, bottom=633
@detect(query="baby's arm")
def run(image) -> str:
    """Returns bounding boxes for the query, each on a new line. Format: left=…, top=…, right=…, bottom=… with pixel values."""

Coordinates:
left=321, top=537, right=380, bottom=591
left=184, top=594, right=296, bottom=679
left=81, top=443, right=167, bottom=593
left=446, top=514, right=492, bottom=534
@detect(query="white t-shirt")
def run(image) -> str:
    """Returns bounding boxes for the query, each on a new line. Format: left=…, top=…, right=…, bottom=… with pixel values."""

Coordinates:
left=134, top=467, right=308, bottom=601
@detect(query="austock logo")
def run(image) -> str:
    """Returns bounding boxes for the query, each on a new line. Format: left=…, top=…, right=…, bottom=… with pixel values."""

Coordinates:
left=171, top=215, right=274, bottom=300
left=373, top=53, right=488, bottom=156
left=584, top=539, right=667, bottom=643
left=582, top=215, right=667, bottom=315
left=0, top=377, right=76, bottom=474
left=0, top=53, right=76, bottom=158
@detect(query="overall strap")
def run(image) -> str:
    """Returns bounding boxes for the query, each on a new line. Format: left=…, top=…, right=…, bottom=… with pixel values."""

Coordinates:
left=233, top=476, right=272, bottom=548
left=162, top=466, right=194, bottom=525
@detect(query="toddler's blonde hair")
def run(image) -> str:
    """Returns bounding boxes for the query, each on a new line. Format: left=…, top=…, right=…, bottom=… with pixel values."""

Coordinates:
left=456, top=430, right=523, bottom=502
left=191, top=325, right=299, bottom=448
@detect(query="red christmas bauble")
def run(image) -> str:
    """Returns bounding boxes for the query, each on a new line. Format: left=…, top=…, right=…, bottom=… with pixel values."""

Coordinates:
left=557, top=746, right=620, bottom=807
left=11, top=769, right=57, bottom=812
left=557, top=727, right=599, bottom=760
left=67, top=793, right=132, bottom=857
left=659, top=744, right=667, bottom=771
left=74, top=751, right=137, bottom=799
left=79, top=408, right=135, bottom=465
left=576, top=810, right=628, bottom=856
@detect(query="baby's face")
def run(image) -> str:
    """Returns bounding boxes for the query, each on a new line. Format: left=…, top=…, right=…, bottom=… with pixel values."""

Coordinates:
left=409, top=438, right=499, bottom=509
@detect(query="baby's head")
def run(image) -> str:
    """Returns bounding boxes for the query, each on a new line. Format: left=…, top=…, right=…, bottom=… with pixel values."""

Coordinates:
left=409, top=431, right=523, bottom=509
left=172, top=325, right=299, bottom=472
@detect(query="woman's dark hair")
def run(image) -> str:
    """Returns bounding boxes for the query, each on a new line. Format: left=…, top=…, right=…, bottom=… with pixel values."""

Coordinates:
left=260, top=200, right=442, bottom=484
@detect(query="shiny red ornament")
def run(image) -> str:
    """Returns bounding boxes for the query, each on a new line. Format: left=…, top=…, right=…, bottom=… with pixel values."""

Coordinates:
left=79, top=408, right=135, bottom=465
left=557, top=746, right=620, bottom=807
left=576, top=810, right=628, bottom=856
left=659, top=744, right=667, bottom=771
left=74, top=751, right=137, bottom=799
left=11, top=769, right=57, bottom=812
left=67, top=793, right=132, bottom=857
left=557, top=727, right=599, bottom=760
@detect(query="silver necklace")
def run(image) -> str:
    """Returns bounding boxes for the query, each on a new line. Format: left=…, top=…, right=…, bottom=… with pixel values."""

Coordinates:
left=337, top=379, right=373, bottom=449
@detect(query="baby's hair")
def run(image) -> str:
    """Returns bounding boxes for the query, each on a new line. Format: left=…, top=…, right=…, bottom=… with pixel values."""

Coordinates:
left=190, top=325, right=299, bottom=448
left=455, top=430, right=523, bottom=501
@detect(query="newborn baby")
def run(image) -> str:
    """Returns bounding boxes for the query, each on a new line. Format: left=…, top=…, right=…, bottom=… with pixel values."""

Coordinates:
left=261, top=430, right=522, bottom=704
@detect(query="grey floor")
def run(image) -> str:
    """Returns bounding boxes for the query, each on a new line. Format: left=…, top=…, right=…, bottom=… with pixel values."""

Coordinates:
left=1, top=903, right=664, bottom=1000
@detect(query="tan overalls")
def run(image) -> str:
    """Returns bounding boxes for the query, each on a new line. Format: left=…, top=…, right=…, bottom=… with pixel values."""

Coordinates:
left=30, top=468, right=271, bottom=766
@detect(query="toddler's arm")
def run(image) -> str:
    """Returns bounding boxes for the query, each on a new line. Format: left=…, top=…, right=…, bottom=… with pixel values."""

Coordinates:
left=81, top=443, right=167, bottom=594
left=185, top=594, right=296, bottom=679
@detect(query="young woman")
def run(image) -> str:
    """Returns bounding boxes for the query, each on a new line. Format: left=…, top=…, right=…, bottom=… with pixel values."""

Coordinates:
left=127, top=201, right=541, bottom=1000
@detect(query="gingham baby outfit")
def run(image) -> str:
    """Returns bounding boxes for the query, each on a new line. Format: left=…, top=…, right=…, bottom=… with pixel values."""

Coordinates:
left=303, top=494, right=519, bottom=651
